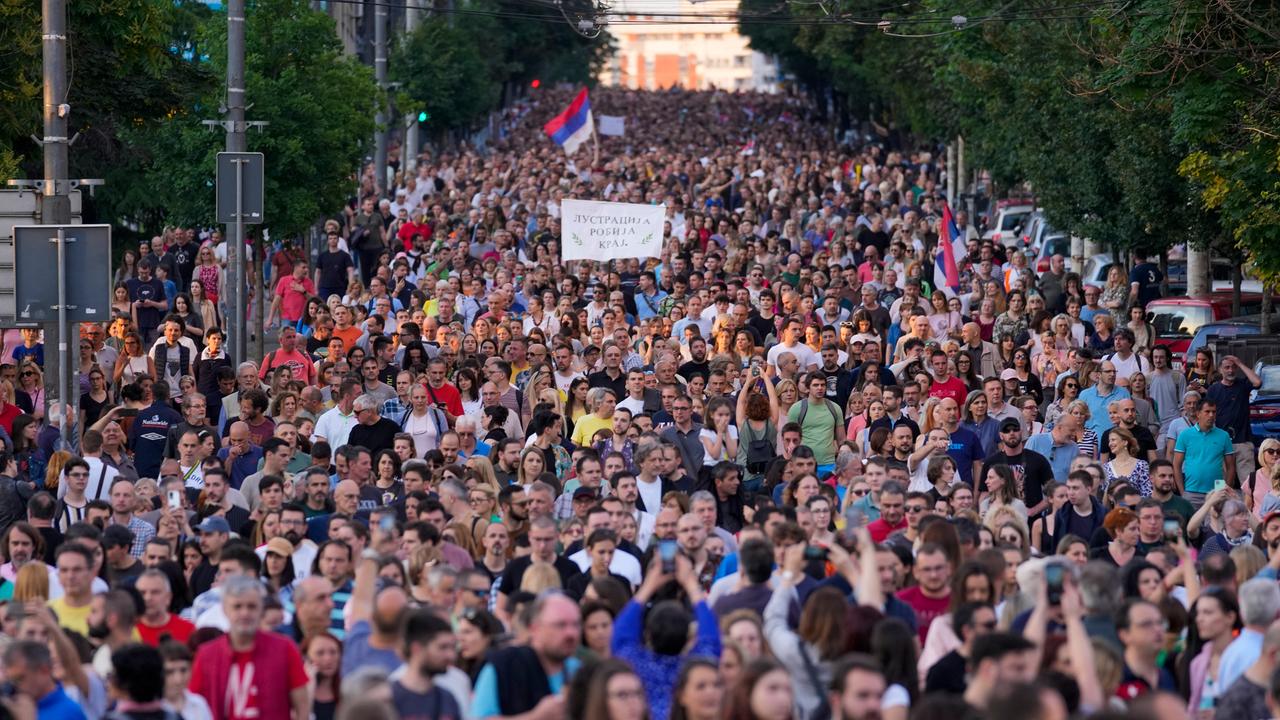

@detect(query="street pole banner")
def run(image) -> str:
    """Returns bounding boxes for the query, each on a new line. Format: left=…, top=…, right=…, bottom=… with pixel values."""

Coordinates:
left=562, top=199, right=665, bottom=261
left=598, top=115, right=626, bottom=137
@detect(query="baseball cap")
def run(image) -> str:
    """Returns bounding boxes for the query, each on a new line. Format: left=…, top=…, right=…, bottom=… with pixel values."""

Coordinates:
left=572, top=487, right=598, bottom=501
left=265, top=537, right=294, bottom=558
left=999, top=417, right=1022, bottom=432
left=195, top=516, right=231, bottom=534
left=1000, top=369, right=1019, bottom=381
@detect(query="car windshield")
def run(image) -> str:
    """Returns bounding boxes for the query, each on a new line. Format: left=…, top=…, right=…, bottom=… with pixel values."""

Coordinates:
left=1044, top=235, right=1068, bottom=256
left=1149, top=304, right=1213, bottom=338
left=1259, top=366, right=1280, bottom=395
left=1002, top=211, right=1031, bottom=231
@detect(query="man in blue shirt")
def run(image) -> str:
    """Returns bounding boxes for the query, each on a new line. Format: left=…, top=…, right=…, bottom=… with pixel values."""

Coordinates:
left=634, top=270, right=667, bottom=321
left=1174, top=398, right=1236, bottom=509
left=2, top=640, right=87, bottom=720
left=1079, top=361, right=1130, bottom=436
left=1207, top=354, right=1263, bottom=481
left=1025, top=414, right=1082, bottom=481
left=472, top=593, right=582, bottom=718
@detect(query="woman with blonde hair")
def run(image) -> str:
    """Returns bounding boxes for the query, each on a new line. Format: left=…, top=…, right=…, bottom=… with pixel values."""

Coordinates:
left=1246, top=438, right=1280, bottom=517
left=14, top=561, right=50, bottom=603
left=521, top=368, right=554, bottom=429
left=1066, top=399, right=1099, bottom=460
left=17, top=361, right=45, bottom=419
left=43, top=450, right=73, bottom=496
left=773, top=378, right=798, bottom=431
left=519, top=562, right=562, bottom=593
left=444, top=521, right=480, bottom=560
left=465, top=456, right=501, bottom=495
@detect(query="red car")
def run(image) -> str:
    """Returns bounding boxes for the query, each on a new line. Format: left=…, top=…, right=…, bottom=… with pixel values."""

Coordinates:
left=1147, top=292, right=1269, bottom=364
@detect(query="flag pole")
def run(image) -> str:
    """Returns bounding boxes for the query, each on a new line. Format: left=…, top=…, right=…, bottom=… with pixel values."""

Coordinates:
left=592, top=114, right=599, bottom=167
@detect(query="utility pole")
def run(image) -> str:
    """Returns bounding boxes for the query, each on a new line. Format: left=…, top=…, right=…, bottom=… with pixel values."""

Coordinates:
left=374, top=0, right=388, bottom=195
left=226, top=0, right=247, bottom=364
left=42, top=0, right=71, bottom=440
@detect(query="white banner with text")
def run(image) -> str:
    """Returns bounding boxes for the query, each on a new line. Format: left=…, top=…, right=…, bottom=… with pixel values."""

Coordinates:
left=561, top=199, right=665, bottom=261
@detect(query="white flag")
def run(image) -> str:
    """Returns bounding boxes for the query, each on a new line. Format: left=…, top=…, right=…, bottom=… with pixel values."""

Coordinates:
left=561, top=199, right=665, bottom=262
left=598, top=115, right=626, bottom=137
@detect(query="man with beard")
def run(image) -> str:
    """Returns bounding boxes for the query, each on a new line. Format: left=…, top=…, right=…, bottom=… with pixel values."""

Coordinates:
left=86, top=589, right=138, bottom=678
left=471, top=593, right=581, bottom=718
left=190, top=576, right=310, bottom=720
left=980, top=418, right=1052, bottom=517
left=343, top=522, right=410, bottom=676
left=1150, top=459, right=1194, bottom=526
left=392, top=609, right=465, bottom=719
left=830, top=655, right=888, bottom=720
left=962, top=632, right=1038, bottom=711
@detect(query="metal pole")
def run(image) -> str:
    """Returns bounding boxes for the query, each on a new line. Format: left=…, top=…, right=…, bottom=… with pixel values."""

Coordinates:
left=956, top=136, right=966, bottom=213
left=946, top=143, right=956, bottom=207
left=226, top=0, right=247, bottom=364
left=374, top=0, right=388, bottom=195
left=54, top=228, right=68, bottom=447
left=234, top=159, right=246, bottom=362
left=42, top=0, right=71, bottom=430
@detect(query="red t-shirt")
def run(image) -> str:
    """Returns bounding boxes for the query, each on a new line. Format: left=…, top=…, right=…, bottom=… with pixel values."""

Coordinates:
left=136, top=614, right=195, bottom=647
left=260, top=348, right=317, bottom=385
left=928, top=376, right=970, bottom=406
left=425, top=381, right=464, bottom=418
left=867, top=516, right=907, bottom=543
left=191, top=635, right=308, bottom=720
left=896, top=586, right=951, bottom=644
left=273, top=276, right=316, bottom=322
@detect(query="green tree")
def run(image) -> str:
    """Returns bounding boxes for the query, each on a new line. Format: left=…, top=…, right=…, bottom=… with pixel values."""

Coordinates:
left=0, top=0, right=213, bottom=184
left=108, top=0, right=378, bottom=238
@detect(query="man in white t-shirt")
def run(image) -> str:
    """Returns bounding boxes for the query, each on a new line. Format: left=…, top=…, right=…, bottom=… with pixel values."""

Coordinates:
left=766, top=316, right=819, bottom=372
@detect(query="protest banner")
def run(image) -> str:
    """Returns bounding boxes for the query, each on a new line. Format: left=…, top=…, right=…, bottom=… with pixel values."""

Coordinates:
left=561, top=199, right=665, bottom=261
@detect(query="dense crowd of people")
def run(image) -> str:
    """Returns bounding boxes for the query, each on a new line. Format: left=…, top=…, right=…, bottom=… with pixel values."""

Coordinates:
left=0, top=85, right=1272, bottom=720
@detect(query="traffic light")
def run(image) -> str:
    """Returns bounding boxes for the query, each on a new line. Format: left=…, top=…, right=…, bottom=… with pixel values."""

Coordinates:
left=417, top=110, right=429, bottom=122
left=530, top=79, right=541, bottom=89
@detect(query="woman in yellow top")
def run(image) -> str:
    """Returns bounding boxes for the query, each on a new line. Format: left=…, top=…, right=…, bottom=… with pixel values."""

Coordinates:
left=571, top=387, right=616, bottom=448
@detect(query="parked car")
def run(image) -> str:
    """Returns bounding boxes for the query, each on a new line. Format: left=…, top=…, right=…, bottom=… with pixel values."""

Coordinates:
left=1185, top=315, right=1280, bottom=364
left=983, top=203, right=1035, bottom=248
left=1250, top=359, right=1280, bottom=444
left=1033, top=233, right=1071, bottom=273
left=1148, top=292, right=1270, bottom=363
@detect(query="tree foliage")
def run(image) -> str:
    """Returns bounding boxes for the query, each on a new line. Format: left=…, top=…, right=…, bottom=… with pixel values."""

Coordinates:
left=106, top=0, right=378, bottom=238
left=742, top=0, right=1279, bottom=272
left=0, top=0, right=213, bottom=184
left=392, top=0, right=612, bottom=136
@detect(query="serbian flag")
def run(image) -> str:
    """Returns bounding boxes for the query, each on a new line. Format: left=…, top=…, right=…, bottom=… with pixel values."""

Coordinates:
left=543, top=88, right=594, bottom=155
left=932, top=203, right=966, bottom=294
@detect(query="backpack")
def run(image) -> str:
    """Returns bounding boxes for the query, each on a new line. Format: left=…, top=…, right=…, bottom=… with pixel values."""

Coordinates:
left=795, top=397, right=841, bottom=426
left=740, top=419, right=776, bottom=474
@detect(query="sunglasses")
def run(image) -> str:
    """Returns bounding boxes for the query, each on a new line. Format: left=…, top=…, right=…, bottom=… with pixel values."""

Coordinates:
left=21, top=371, right=34, bottom=378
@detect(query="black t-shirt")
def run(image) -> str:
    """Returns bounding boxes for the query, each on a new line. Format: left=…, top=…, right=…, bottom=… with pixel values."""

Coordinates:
left=497, top=555, right=581, bottom=596
left=316, top=250, right=355, bottom=291
left=348, top=417, right=401, bottom=455
left=678, top=359, right=710, bottom=382
left=746, top=313, right=776, bottom=344
left=924, top=649, right=968, bottom=694
left=1129, top=262, right=1164, bottom=308
left=980, top=449, right=1052, bottom=509
left=126, top=277, right=167, bottom=331
left=170, top=241, right=198, bottom=287
left=1100, top=425, right=1158, bottom=459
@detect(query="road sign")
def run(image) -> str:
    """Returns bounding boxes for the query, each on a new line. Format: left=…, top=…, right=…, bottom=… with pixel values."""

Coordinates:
left=13, top=224, right=112, bottom=323
left=215, top=151, right=265, bottom=225
left=0, top=190, right=84, bottom=325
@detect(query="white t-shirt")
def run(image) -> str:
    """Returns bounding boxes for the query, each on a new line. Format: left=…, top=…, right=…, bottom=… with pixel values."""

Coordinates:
left=699, top=426, right=740, bottom=466
left=568, top=547, right=642, bottom=588
left=636, top=476, right=663, bottom=515
left=766, top=341, right=819, bottom=371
